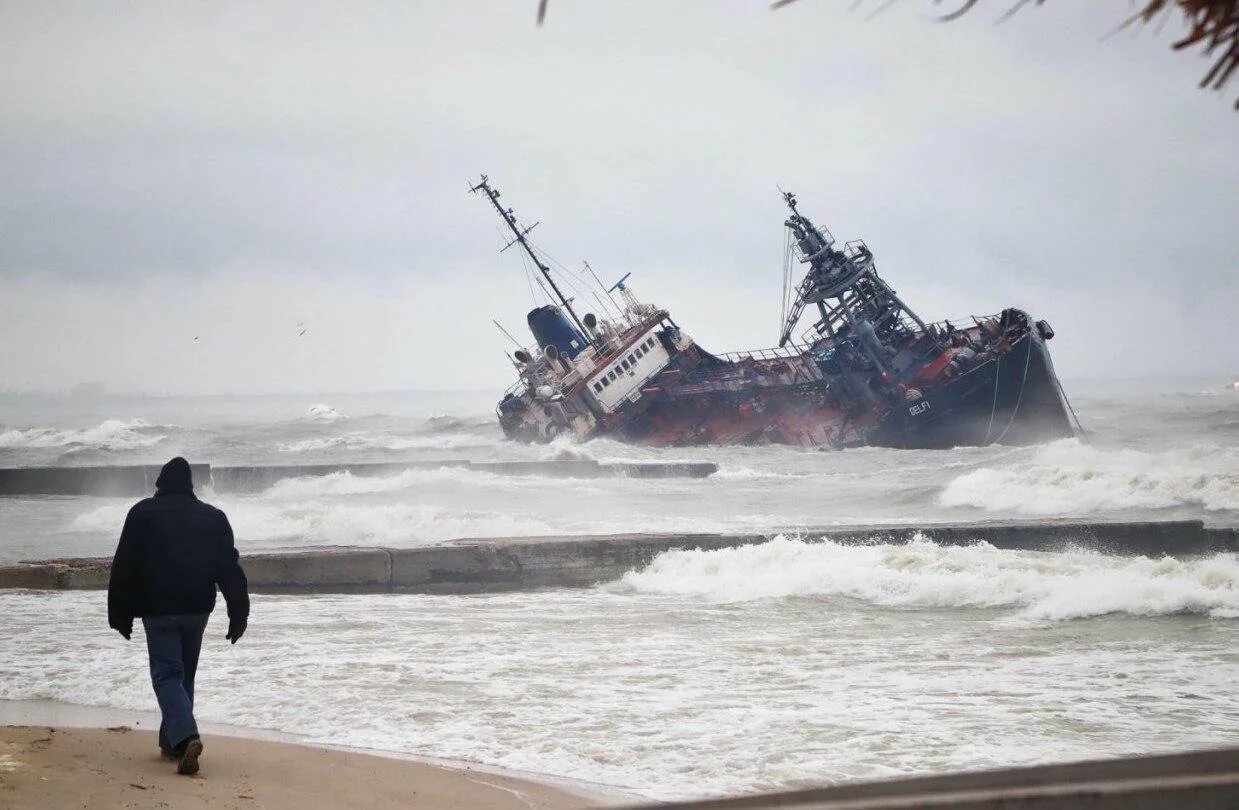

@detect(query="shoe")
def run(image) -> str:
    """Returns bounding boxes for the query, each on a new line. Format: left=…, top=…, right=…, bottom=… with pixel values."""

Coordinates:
left=177, top=736, right=203, bottom=775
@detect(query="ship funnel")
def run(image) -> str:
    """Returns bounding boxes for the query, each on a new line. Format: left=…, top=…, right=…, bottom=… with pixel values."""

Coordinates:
left=527, top=305, right=587, bottom=359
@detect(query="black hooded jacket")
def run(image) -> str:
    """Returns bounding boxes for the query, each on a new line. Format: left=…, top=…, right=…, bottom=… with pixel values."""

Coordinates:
left=107, top=457, right=249, bottom=630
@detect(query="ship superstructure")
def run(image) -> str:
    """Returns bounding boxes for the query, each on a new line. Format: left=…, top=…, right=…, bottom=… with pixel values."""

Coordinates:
left=473, top=176, right=1076, bottom=449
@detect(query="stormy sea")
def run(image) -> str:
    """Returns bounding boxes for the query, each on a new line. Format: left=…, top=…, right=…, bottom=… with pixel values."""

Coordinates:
left=1, top=376, right=1236, bottom=799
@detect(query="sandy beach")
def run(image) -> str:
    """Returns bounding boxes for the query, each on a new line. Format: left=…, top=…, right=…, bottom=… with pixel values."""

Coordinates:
left=0, top=723, right=591, bottom=809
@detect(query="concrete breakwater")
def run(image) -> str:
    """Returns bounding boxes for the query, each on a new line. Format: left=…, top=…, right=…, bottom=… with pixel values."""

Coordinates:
left=0, top=459, right=719, bottom=496
left=628, top=747, right=1239, bottom=809
left=1, top=520, right=1233, bottom=594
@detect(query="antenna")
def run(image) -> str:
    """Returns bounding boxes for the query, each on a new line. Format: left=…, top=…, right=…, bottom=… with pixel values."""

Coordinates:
left=470, top=175, right=591, bottom=343
left=492, top=320, right=524, bottom=348
left=608, top=272, right=633, bottom=294
left=582, top=260, right=621, bottom=317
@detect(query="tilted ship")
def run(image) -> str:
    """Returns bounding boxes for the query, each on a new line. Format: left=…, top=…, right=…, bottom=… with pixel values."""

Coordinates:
left=472, top=176, right=1076, bottom=450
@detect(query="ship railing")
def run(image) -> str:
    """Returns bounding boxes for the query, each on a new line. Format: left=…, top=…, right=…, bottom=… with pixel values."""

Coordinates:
left=917, top=315, right=1005, bottom=358
left=720, top=343, right=811, bottom=363
left=841, top=239, right=871, bottom=263
left=924, top=314, right=999, bottom=335
left=501, top=377, right=527, bottom=398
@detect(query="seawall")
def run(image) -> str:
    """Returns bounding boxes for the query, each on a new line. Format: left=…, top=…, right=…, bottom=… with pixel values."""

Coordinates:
left=1, top=520, right=1233, bottom=594
left=0, top=459, right=718, bottom=496
left=626, top=747, right=1239, bottom=809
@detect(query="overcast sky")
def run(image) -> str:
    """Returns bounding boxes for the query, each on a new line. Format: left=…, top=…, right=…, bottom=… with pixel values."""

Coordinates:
left=0, top=0, right=1235, bottom=395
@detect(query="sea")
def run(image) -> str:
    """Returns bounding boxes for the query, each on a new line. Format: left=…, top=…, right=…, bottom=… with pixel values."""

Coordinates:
left=0, top=377, right=1236, bottom=799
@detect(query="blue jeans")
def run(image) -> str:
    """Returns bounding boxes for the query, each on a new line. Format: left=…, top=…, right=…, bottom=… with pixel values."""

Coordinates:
left=142, top=613, right=209, bottom=751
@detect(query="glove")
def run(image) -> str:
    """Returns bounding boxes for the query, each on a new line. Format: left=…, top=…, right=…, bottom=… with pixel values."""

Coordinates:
left=226, top=617, right=247, bottom=645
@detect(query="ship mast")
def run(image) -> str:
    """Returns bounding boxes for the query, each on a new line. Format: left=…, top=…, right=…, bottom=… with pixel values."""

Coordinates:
left=470, top=175, right=591, bottom=342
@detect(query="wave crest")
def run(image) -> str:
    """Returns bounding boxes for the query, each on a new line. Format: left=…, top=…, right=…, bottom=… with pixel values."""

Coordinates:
left=939, top=439, right=1239, bottom=515
left=610, top=535, right=1239, bottom=620
left=276, top=432, right=492, bottom=453
left=0, top=419, right=167, bottom=452
left=307, top=404, right=346, bottom=422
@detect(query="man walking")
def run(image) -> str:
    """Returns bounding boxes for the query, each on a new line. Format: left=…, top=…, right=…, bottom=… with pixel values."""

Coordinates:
left=107, top=456, right=249, bottom=776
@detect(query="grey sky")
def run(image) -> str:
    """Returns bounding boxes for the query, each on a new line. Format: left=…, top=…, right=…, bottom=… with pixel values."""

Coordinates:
left=0, top=0, right=1235, bottom=395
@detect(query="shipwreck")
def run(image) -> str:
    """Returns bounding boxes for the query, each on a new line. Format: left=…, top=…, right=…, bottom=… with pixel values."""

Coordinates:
left=471, top=176, right=1076, bottom=450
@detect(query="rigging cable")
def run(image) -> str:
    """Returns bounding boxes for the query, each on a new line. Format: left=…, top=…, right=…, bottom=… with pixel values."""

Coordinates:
left=988, top=331, right=1036, bottom=446
left=526, top=238, right=597, bottom=310
left=982, top=350, right=1002, bottom=444
left=583, top=260, right=624, bottom=318
left=517, top=245, right=543, bottom=306
left=779, top=226, right=793, bottom=338
left=497, top=223, right=541, bottom=307
left=1055, top=374, right=1091, bottom=445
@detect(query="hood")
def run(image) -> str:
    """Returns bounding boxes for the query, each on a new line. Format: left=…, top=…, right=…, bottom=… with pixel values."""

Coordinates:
left=155, top=456, right=193, bottom=494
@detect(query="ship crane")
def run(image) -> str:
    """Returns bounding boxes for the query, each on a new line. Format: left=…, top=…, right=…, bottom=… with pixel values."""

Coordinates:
left=777, top=191, right=938, bottom=379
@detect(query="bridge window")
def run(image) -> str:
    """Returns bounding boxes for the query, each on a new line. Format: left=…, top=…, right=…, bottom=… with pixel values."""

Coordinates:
left=593, top=381, right=602, bottom=392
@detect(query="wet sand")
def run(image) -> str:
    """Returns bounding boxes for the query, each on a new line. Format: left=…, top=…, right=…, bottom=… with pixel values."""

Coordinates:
left=0, top=724, right=591, bottom=809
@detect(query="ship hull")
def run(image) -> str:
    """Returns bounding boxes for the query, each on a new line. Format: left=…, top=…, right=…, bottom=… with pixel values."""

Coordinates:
left=870, top=329, right=1073, bottom=449
left=596, top=322, right=1074, bottom=451
left=496, top=306, right=1076, bottom=451
left=500, top=324, right=1075, bottom=450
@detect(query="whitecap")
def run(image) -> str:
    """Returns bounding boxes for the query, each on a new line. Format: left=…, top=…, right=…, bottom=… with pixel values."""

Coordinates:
left=0, top=419, right=167, bottom=452
left=938, top=438, right=1239, bottom=515
left=610, top=535, right=1239, bottom=620
left=306, top=404, right=347, bottom=422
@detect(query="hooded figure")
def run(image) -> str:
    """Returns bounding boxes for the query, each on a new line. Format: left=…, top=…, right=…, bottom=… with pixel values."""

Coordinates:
left=108, top=456, right=249, bottom=776
left=154, top=455, right=193, bottom=493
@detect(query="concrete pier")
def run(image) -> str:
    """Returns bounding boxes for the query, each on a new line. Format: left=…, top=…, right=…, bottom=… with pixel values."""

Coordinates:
left=1, top=520, right=1233, bottom=594
left=0, top=459, right=719, bottom=496
left=0, top=464, right=213, bottom=497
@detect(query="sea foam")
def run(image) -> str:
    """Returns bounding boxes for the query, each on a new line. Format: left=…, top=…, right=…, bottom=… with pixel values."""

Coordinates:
left=276, top=431, right=493, bottom=453
left=939, top=438, right=1239, bottom=515
left=611, top=535, right=1239, bottom=620
left=306, top=404, right=347, bottom=422
left=0, top=418, right=167, bottom=452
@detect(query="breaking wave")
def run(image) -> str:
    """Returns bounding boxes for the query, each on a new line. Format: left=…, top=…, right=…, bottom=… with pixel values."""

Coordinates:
left=536, top=435, right=598, bottom=463
left=423, top=414, right=494, bottom=433
left=611, top=535, right=1239, bottom=620
left=263, top=468, right=492, bottom=498
left=276, top=431, right=493, bottom=453
left=712, top=466, right=805, bottom=482
left=0, top=419, right=167, bottom=452
left=939, top=439, right=1239, bottom=515
left=306, top=404, right=346, bottom=422
left=71, top=494, right=556, bottom=548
